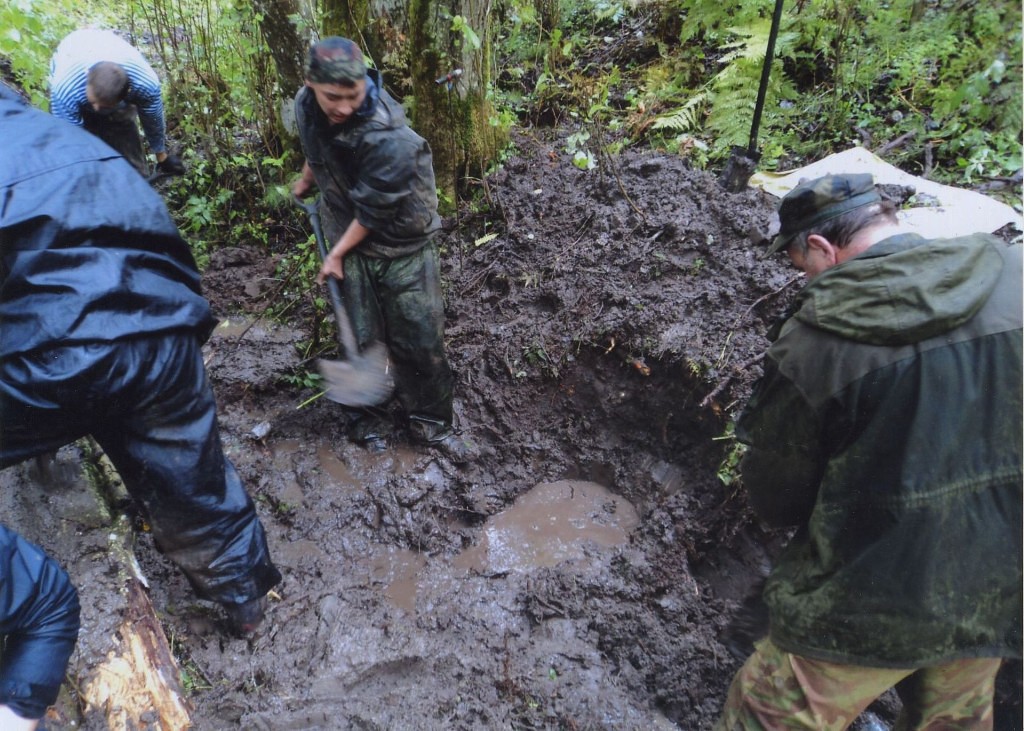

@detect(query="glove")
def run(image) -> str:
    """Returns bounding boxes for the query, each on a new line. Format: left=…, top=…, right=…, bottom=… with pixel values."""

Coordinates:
left=157, top=153, right=186, bottom=175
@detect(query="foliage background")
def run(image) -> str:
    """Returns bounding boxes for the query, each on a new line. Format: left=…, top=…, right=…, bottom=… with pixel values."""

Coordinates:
left=2, top=0, right=1021, bottom=256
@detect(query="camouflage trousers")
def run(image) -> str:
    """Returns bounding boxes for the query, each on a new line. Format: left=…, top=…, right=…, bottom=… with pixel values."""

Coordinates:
left=340, top=244, right=454, bottom=441
left=715, top=638, right=1001, bottom=731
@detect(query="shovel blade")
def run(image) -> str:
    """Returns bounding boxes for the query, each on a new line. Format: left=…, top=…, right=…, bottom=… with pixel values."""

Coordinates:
left=718, top=145, right=761, bottom=193
left=317, top=342, right=394, bottom=407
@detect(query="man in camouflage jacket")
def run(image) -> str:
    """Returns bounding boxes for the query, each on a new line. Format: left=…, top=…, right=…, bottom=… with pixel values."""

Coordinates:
left=292, top=37, right=471, bottom=462
left=717, top=174, right=1022, bottom=730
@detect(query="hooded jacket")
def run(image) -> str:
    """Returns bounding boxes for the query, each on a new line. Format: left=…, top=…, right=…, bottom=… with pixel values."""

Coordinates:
left=737, top=232, right=1022, bottom=667
left=0, top=86, right=281, bottom=610
left=0, top=84, right=214, bottom=359
left=294, top=70, right=441, bottom=259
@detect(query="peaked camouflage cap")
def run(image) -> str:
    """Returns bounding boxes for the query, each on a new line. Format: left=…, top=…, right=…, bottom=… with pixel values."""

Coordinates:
left=305, top=36, right=366, bottom=84
left=768, top=173, right=882, bottom=253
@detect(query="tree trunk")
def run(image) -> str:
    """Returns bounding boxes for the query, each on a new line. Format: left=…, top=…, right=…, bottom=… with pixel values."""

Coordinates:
left=535, top=0, right=559, bottom=31
left=320, top=0, right=369, bottom=37
left=254, top=0, right=308, bottom=98
left=407, top=0, right=504, bottom=200
left=317, top=0, right=506, bottom=201
left=251, top=0, right=309, bottom=147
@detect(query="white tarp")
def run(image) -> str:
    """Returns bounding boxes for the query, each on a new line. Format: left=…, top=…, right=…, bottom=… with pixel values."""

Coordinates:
left=749, top=147, right=1023, bottom=240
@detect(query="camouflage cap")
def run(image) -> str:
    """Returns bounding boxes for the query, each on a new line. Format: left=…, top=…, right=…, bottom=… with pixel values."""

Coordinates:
left=768, top=173, right=881, bottom=254
left=304, top=37, right=366, bottom=84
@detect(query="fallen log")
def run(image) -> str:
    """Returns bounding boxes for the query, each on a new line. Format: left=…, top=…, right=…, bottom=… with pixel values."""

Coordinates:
left=78, top=448, right=194, bottom=730
left=82, top=563, right=193, bottom=730
left=1, top=442, right=194, bottom=729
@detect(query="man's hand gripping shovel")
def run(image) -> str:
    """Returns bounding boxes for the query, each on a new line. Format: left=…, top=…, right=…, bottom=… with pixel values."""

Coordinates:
left=293, top=195, right=394, bottom=407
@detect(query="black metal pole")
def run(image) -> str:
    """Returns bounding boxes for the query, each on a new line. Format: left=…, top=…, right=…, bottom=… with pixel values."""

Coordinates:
left=747, top=0, right=786, bottom=157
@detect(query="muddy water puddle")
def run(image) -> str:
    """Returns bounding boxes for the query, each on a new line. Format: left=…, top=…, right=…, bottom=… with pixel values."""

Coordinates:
left=311, top=433, right=641, bottom=611
left=211, top=316, right=299, bottom=342
left=367, top=547, right=428, bottom=611
left=369, top=480, right=639, bottom=612
left=454, top=479, right=640, bottom=574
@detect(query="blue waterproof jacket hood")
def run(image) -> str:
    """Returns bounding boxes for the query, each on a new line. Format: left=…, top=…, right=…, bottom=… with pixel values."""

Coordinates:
left=0, top=84, right=214, bottom=359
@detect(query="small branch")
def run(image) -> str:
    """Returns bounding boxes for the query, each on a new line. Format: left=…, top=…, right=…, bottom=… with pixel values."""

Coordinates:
left=736, top=274, right=803, bottom=328
left=593, top=123, right=646, bottom=221
left=704, top=275, right=802, bottom=409
left=874, top=130, right=916, bottom=157
left=700, top=352, right=766, bottom=410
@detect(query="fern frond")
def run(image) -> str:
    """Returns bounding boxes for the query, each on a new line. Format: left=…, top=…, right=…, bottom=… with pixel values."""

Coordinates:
left=719, top=20, right=772, bottom=63
left=652, top=91, right=709, bottom=133
left=719, top=22, right=798, bottom=67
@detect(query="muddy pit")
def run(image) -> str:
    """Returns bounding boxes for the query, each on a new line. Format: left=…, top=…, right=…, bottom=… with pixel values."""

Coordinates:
left=5, top=130, right=1020, bottom=730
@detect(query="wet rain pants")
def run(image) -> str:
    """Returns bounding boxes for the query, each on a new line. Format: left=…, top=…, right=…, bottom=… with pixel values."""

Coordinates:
left=341, top=245, right=454, bottom=440
left=0, top=333, right=281, bottom=606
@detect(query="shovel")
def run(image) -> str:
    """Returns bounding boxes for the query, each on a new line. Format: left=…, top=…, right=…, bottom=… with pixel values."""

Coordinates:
left=719, top=0, right=786, bottom=192
left=293, top=195, right=394, bottom=407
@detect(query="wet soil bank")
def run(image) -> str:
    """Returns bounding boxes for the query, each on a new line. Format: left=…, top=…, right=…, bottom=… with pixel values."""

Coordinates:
left=6, top=129, right=1021, bottom=729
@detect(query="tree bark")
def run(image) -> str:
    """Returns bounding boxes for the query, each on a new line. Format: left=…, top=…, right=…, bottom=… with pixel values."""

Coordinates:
left=254, top=0, right=308, bottom=99
left=317, top=0, right=506, bottom=201
left=82, top=569, right=194, bottom=731
left=534, top=0, right=559, bottom=31
left=250, top=0, right=310, bottom=148
left=77, top=451, right=194, bottom=730
left=407, top=0, right=504, bottom=199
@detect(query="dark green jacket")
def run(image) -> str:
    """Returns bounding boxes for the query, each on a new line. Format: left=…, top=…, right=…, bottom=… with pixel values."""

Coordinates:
left=737, top=232, right=1022, bottom=667
left=294, top=71, right=441, bottom=259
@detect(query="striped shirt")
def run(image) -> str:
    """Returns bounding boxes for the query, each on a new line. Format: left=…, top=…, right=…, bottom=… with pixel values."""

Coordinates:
left=49, top=29, right=167, bottom=154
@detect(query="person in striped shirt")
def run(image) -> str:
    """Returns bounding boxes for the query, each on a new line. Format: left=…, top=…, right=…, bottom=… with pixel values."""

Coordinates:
left=49, top=28, right=184, bottom=177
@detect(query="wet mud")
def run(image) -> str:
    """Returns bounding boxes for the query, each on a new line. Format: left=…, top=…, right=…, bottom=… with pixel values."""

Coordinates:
left=177, top=131, right=787, bottom=730
left=5, top=129, right=1020, bottom=729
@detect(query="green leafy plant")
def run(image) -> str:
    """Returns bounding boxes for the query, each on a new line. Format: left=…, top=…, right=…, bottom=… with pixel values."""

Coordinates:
left=451, top=14, right=482, bottom=51
left=651, top=90, right=707, bottom=135
left=713, top=423, right=746, bottom=488
left=565, top=130, right=596, bottom=169
left=0, top=0, right=84, bottom=107
left=281, top=367, right=323, bottom=391
left=123, top=0, right=297, bottom=259
left=168, top=627, right=213, bottom=694
left=610, top=0, right=1020, bottom=184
